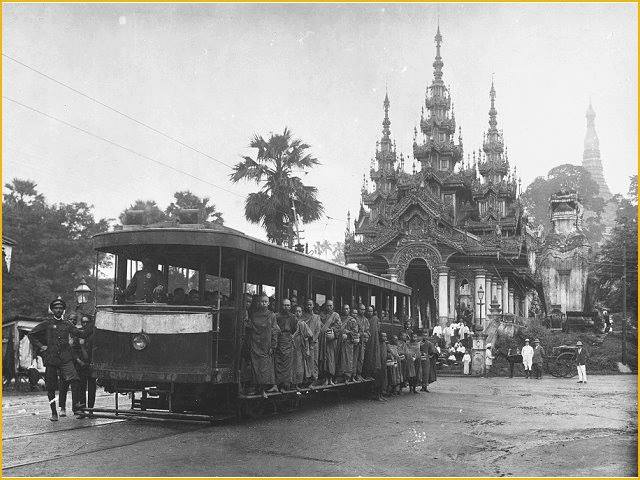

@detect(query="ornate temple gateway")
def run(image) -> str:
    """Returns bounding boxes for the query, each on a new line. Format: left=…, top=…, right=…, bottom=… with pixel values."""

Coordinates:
left=344, top=27, right=539, bottom=331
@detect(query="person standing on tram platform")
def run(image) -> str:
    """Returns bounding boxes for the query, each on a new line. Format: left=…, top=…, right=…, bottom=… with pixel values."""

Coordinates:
left=319, top=300, right=341, bottom=386
left=28, top=298, right=89, bottom=421
left=353, top=304, right=370, bottom=382
left=274, top=298, right=297, bottom=391
left=245, top=293, right=280, bottom=396
left=301, top=299, right=322, bottom=383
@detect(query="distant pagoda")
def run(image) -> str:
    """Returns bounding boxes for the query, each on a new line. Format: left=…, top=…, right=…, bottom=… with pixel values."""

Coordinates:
left=582, top=101, right=611, bottom=200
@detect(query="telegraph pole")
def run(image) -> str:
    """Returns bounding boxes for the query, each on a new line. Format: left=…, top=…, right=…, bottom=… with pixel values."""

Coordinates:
left=622, top=216, right=628, bottom=365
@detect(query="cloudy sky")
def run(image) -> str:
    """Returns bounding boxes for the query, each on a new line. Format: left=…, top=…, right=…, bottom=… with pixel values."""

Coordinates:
left=3, top=3, right=637, bottom=245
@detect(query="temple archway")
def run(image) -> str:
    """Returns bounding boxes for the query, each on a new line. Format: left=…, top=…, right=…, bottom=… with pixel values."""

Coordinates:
left=404, top=258, right=437, bottom=330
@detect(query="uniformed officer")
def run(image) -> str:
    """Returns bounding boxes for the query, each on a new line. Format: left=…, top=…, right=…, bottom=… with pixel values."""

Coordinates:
left=28, top=297, right=89, bottom=421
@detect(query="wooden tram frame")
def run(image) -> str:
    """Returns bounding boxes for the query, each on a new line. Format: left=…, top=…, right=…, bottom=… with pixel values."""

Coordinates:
left=87, top=226, right=412, bottom=422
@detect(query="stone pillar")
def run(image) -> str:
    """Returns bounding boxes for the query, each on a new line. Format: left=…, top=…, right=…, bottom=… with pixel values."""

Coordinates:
left=524, top=291, right=531, bottom=318
left=491, top=278, right=499, bottom=306
left=485, top=276, right=493, bottom=321
left=474, top=269, right=487, bottom=330
left=448, top=273, right=456, bottom=321
left=496, top=281, right=503, bottom=313
left=502, top=277, right=509, bottom=314
left=509, top=288, right=515, bottom=315
left=471, top=332, right=488, bottom=376
left=438, top=266, right=449, bottom=326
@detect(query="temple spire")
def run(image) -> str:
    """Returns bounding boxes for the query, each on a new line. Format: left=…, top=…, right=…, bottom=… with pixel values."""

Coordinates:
left=433, top=23, right=444, bottom=84
left=582, top=101, right=610, bottom=199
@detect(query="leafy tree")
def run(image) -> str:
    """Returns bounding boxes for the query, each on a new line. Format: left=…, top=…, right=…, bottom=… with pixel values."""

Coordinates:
left=521, top=164, right=606, bottom=244
left=119, top=199, right=166, bottom=225
left=329, top=241, right=345, bottom=265
left=165, top=190, right=224, bottom=226
left=591, top=176, right=638, bottom=317
left=230, top=128, right=324, bottom=246
left=3, top=178, right=110, bottom=319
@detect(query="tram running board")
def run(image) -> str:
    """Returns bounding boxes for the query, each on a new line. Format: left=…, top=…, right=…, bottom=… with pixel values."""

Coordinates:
left=81, top=407, right=234, bottom=423
left=237, top=378, right=374, bottom=400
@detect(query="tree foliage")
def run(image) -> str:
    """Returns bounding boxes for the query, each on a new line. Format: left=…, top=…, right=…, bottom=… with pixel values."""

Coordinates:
left=165, top=190, right=224, bottom=226
left=521, top=164, right=606, bottom=244
left=119, top=191, right=224, bottom=227
left=591, top=176, right=638, bottom=317
left=230, top=128, right=324, bottom=246
left=119, top=199, right=166, bottom=225
left=3, top=179, right=110, bottom=318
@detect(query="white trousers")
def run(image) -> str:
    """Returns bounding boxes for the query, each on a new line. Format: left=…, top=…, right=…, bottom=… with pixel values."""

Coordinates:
left=577, top=364, right=587, bottom=382
left=523, top=358, right=532, bottom=370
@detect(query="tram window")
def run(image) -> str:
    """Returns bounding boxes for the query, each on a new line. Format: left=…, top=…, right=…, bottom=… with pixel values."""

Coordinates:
left=312, top=276, right=331, bottom=311
left=283, top=268, right=307, bottom=304
left=335, top=278, right=352, bottom=312
left=356, top=283, right=368, bottom=307
left=245, top=256, right=279, bottom=311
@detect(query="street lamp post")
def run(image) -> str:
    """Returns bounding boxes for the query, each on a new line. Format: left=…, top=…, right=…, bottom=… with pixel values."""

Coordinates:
left=74, top=278, right=92, bottom=315
left=476, top=285, right=485, bottom=332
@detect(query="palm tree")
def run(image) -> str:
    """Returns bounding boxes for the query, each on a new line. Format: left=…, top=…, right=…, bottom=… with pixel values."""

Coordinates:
left=230, top=128, right=324, bottom=246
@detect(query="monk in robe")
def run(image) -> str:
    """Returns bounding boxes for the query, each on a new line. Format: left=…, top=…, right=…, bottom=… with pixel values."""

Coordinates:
left=361, top=306, right=384, bottom=399
left=274, top=298, right=297, bottom=391
left=319, top=300, right=342, bottom=385
left=419, top=333, right=438, bottom=392
left=292, top=305, right=313, bottom=388
left=302, top=299, right=322, bottom=383
left=375, top=332, right=389, bottom=401
left=245, top=293, right=280, bottom=395
left=405, top=333, right=423, bottom=394
left=338, top=305, right=358, bottom=383
left=396, top=332, right=409, bottom=390
left=387, top=335, right=404, bottom=395
left=353, top=304, right=370, bottom=381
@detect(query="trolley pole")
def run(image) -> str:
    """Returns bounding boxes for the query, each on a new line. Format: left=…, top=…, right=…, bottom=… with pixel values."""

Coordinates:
left=622, top=216, right=628, bottom=365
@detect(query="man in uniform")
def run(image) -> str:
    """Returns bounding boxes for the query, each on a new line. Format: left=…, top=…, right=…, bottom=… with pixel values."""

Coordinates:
left=28, top=298, right=89, bottom=421
left=122, top=257, right=164, bottom=303
left=274, top=298, right=297, bottom=391
left=301, top=299, right=322, bottom=383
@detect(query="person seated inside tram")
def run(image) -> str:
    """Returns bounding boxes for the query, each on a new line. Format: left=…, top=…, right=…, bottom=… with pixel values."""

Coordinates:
left=170, top=287, right=187, bottom=305
left=122, top=257, right=165, bottom=303
left=187, top=289, right=200, bottom=305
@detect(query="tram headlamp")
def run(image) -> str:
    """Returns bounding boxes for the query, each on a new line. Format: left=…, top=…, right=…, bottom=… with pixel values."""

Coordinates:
left=132, top=333, right=150, bottom=351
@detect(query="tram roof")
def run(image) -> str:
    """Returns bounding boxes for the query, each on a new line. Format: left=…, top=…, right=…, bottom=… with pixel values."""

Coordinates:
left=93, top=226, right=411, bottom=294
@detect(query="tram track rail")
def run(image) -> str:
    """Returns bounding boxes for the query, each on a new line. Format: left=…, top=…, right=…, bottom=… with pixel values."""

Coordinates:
left=2, top=420, right=212, bottom=471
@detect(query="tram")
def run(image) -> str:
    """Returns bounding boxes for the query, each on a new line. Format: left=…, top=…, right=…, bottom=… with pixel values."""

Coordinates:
left=89, top=224, right=411, bottom=421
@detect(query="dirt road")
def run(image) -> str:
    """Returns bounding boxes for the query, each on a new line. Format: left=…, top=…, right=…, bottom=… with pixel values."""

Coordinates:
left=3, top=375, right=636, bottom=476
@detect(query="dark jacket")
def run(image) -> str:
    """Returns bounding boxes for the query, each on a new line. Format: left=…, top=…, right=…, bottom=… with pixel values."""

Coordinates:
left=575, top=347, right=588, bottom=366
left=29, top=317, right=88, bottom=367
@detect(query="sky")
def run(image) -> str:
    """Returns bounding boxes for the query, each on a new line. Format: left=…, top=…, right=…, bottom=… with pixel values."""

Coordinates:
left=3, top=3, right=637, bottom=245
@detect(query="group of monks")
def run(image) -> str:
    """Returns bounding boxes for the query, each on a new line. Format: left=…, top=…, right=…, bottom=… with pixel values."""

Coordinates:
left=241, top=293, right=437, bottom=400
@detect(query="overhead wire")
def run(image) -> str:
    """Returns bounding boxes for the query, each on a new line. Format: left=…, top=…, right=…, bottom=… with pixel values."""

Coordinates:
left=3, top=53, right=348, bottom=225
left=4, top=95, right=347, bottom=226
